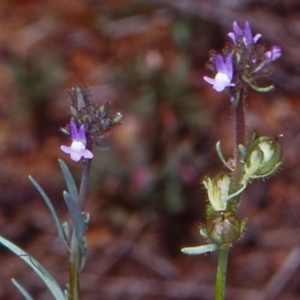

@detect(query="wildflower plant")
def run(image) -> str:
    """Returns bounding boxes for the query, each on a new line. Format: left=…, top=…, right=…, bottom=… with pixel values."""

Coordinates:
left=0, top=85, right=122, bottom=299
left=181, top=21, right=282, bottom=300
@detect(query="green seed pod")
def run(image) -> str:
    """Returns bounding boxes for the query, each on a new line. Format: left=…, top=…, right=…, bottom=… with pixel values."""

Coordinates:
left=203, top=174, right=230, bottom=212
left=243, top=136, right=282, bottom=183
left=203, top=174, right=246, bottom=213
left=206, top=211, right=242, bottom=245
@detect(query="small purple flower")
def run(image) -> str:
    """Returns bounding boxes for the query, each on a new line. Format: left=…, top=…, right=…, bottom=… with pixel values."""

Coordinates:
left=204, top=54, right=235, bottom=92
left=264, top=45, right=282, bottom=63
left=228, top=21, right=261, bottom=48
left=252, top=45, right=282, bottom=74
left=61, top=121, right=93, bottom=162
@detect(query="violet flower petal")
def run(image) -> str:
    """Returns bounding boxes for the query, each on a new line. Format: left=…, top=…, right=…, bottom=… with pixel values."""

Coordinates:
left=225, top=55, right=233, bottom=80
left=70, top=121, right=77, bottom=141
left=233, top=21, right=243, bottom=38
left=78, top=124, right=87, bottom=145
left=265, top=45, right=282, bottom=62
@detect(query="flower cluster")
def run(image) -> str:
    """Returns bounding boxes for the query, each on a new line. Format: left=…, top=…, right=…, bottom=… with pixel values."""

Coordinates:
left=204, top=21, right=281, bottom=96
left=61, top=85, right=123, bottom=162
left=227, top=21, right=261, bottom=48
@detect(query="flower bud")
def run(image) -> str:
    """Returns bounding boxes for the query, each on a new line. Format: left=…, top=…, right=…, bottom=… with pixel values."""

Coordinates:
left=243, top=136, right=282, bottom=182
left=205, top=211, right=243, bottom=245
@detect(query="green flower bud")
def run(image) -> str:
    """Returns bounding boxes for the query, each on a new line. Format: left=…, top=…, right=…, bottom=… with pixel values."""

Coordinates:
left=205, top=211, right=243, bottom=245
left=243, top=136, right=282, bottom=183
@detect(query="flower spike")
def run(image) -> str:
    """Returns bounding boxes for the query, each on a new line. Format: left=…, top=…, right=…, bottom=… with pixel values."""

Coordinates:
left=61, top=121, right=93, bottom=162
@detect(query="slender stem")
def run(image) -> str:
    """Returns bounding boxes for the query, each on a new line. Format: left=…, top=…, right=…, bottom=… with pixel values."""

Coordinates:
left=69, top=233, right=80, bottom=300
left=215, top=90, right=247, bottom=300
left=78, top=158, right=92, bottom=211
left=69, top=157, right=92, bottom=299
left=216, top=246, right=229, bottom=300
left=230, top=91, right=246, bottom=194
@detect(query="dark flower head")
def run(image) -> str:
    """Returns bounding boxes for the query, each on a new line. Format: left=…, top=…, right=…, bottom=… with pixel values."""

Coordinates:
left=62, top=85, right=123, bottom=148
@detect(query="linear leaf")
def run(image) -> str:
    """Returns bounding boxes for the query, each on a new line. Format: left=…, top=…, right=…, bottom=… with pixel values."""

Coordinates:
left=181, top=244, right=218, bottom=255
left=29, top=176, right=69, bottom=251
left=216, top=141, right=233, bottom=170
left=58, top=159, right=79, bottom=202
left=63, top=192, right=86, bottom=240
left=0, top=236, right=66, bottom=300
left=11, top=278, right=34, bottom=300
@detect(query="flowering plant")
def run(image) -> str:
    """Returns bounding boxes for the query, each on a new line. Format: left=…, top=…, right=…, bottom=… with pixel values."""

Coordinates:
left=182, top=21, right=282, bottom=300
left=0, top=86, right=122, bottom=299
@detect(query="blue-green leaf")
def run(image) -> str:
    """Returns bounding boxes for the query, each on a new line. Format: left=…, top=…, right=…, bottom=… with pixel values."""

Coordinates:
left=61, top=222, right=70, bottom=240
left=63, top=192, right=86, bottom=240
left=79, top=237, right=87, bottom=270
left=58, top=159, right=79, bottom=202
left=216, top=141, right=233, bottom=170
left=0, top=236, right=66, bottom=300
left=181, top=244, right=218, bottom=255
left=238, top=144, right=248, bottom=160
left=11, top=278, right=34, bottom=300
left=29, top=176, right=70, bottom=251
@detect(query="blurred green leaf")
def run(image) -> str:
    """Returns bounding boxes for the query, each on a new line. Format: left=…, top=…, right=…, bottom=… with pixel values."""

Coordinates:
left=173, top=20, right=191, bottom=49
left=181, top=244, right=218, bottom=255
left=28, top=176, right=70, bottom=251
left=0, top=236, right=66, bottom=300
left=63, top=192, right=86, bottom=240
left=58, top=159, right=79, bottom=202
left=11, top=278, right=34, bottom=300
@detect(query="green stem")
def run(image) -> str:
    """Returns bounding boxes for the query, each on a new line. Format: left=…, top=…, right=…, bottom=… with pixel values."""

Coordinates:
left=215, top=90, right=247, bottom=300
left=78, top=158, right=92, bottom=211
left=230, top=91, right=246, bottom=193
left=215, top=246, right=229, bottom=300
left=69, top=157, right=92, bottom=299
left=69, top=233, right=80, bottom=300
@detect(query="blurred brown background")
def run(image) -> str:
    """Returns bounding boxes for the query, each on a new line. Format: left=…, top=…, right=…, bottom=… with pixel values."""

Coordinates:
left=0, top=0, right=299, bottom=299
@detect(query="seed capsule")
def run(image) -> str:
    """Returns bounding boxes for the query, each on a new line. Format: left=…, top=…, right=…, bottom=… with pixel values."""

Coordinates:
left=206, top=211, right=242, bottom=245
left=243, top=136, right=282, bottom=183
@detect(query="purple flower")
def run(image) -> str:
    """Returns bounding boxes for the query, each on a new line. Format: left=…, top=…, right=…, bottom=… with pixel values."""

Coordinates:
left=228, top=21, right=261, bottom=48
left=252, top=45, right=282, bottom=74
left=61, top=121, right=93, bottom=162
left=264, top=45, right=282, bottom=63
left=204, top=54, right=235, bottom=92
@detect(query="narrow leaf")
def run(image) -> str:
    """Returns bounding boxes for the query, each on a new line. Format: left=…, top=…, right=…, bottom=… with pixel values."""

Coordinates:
left=11, top=278, right=34, bottom=300
left=61, top=222, right=70, bottom=240
left=29, top=176, right=70, bottom=251
left=63, top=192, right=86, bottom=240
left=181, top=244, right=218, bottom=255
left=223, top=184, right=247, bottom=204
left=79, top=237, right=87, bottom=270
left=238, top=144, right=248, bottom=160
left=0, top=236, right=65, bottom=300
left=216, top=142, right=233, bottom=170
left=58, top=159, right=79, bottom=202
